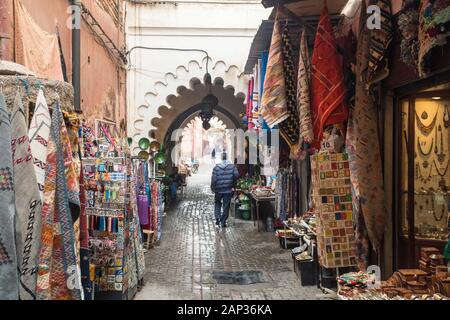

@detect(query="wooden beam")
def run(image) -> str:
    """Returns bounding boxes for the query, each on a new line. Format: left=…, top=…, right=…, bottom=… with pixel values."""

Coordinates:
left=276, top=3, right=317, bottom=34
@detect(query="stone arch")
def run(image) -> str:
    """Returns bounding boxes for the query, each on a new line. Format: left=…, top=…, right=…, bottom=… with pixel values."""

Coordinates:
left=129, top=58, right=248, bottom=154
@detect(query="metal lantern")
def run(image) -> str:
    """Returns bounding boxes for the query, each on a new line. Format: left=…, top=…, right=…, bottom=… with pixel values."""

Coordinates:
left=199, top=73, right=218, bottom=131
left=154, top=152, right=166, bottom=164
left=138, top=150, right=149, bottom=160
left=150, top=141, right=161, bottom=152
left=138, top=137, right=150, bottom=150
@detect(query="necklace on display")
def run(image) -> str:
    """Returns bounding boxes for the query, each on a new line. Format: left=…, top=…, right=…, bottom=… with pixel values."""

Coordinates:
left=418, top=137, right=433, bottom=168
left=434, top=159, right=449, bottom=190
left=437, top=125, right=446, bottom=164
left=417, top=136, right=434, bottom=156
left=444, top=104, right=450, bottom=128
left=415, top=108, right=438, bottom=136
left=418, top=161, right=433, bottom=183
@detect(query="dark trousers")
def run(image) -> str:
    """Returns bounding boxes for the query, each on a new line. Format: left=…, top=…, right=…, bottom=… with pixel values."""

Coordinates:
left=214, top=193, right=232, bottom=224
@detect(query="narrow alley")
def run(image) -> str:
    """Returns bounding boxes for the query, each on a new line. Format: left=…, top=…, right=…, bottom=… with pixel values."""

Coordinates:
left=135, top=165, right=320, bottom=300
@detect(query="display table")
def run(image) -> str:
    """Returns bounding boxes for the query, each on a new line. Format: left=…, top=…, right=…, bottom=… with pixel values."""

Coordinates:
left=249, top=192, right=275, bottom=232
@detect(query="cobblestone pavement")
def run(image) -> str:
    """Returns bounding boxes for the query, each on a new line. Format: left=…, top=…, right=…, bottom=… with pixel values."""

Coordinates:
left=135, top=168, right=322, bottom=300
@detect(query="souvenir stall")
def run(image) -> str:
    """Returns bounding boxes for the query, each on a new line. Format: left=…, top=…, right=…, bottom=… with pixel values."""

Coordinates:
left=135, top=138, right=166, bottom=242
left=243, top=0, right=450, bottom=298
left=0, top=72, right=84, bottom=300
left=81, top=123, right=146, bottom=300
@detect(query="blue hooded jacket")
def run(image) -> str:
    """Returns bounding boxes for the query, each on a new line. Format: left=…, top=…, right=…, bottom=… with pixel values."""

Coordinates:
left=211, top=161, right=239, bottom=194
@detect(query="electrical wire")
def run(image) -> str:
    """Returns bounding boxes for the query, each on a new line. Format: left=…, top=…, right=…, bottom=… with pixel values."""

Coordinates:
left=126, top=46, right=211, bottom=74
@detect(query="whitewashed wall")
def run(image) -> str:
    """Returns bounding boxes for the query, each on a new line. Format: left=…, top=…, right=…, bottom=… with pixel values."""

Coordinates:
left=125, top=0, right=270, bottom=153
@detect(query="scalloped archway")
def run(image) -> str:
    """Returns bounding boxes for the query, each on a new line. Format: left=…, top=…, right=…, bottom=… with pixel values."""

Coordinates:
left=129, top=58, right=248, bottom=154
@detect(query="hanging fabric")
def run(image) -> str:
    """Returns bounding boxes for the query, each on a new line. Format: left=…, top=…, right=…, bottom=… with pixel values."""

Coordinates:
left=297, top=29, right=313, bottom=145
left=78, top=161, right=92, bottom=300
left=279, top=22, right=300, bottom=147
left=36, top=103, right=82, bottom=300
left=367, top=0, right=394, bottom=86
left=260, top=16, right=289, bottom=127
left=14, top=1, right=64, bottom=81
left=246, top=77, right=255, bottom=129
left=0, top=92, right=19, bottom=300
left=346, top=1, right=387, bottom=252
left=311, top=4, right=348, bottom=149
left=28, top=88, right=51, bottom=201
left=11, top=91, right=42, bottom=300
left=251, top=63, right=260, bottom=130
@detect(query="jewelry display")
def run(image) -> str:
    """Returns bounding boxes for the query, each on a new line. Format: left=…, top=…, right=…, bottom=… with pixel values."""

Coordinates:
left=434, top=124, right=439, bottom=154
left=415, top=108, right=437, bottom=136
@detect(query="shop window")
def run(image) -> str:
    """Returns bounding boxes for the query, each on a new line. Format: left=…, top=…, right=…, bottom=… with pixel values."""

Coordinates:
left=397, top=86, right=450, bottom=266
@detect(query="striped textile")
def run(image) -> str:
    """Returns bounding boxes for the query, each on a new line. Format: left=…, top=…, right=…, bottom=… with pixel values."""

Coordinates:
left=346, top=1, right=387, bottom=251
left=0, top=92, right=20, bottom=300
left=297, top=29, right=313, bottom=145
left=260, top=17, right=289, bottom=128
left=279, top=22, right=300, bottom=147
left=311, top=5, right=348, bottom=149
left=11, top=92, right=42, bottom=300
left=36, top=103, right=82, bottom=300
left=367, top=0, right=394, bottom=86
left=28, top=89, right=51, bottom=201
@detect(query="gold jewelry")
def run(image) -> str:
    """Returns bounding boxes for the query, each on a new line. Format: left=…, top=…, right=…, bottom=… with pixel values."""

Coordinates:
left=415, top=108, right=437, bottom=136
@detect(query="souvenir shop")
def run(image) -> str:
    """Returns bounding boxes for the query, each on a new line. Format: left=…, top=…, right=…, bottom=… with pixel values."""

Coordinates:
left=0, top=70, right=162, bottom=300
left=241, top=0, right=450, bottom=300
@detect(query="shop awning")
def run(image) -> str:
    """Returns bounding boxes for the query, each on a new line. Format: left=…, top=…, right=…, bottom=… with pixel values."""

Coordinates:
left=244, top=0, right=347, bottom=74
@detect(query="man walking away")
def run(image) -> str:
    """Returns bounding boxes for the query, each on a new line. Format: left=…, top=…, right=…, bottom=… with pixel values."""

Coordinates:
left=211, top=152, right=239, bottom=228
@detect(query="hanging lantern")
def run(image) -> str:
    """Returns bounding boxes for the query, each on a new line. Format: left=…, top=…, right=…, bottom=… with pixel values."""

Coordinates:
left=154, top=152, right=167, bottom=164
left=138, top=137, right=150, bottom=150
left=150, top=141, right=161, bottom=152
left=199, top=73, right=218, bottom=131
left=138, top=150, right=149, bottom=160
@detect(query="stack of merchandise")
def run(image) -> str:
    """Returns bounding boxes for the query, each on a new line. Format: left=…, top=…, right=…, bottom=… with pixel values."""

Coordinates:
left=82, top=137, right=145, bottom=299
left=419, top=247, right=441, bottom=273
left=337, top=272, right=376, bottom=298
left=311, top=152, right=357, bottom=268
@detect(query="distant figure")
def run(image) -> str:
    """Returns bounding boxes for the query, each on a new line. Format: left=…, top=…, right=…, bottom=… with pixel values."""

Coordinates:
left=210, top=152, right=239, bottom=228
left=169, top=167, right=182, bottom=201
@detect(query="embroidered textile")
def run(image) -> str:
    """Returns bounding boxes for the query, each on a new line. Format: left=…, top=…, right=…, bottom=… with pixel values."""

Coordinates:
left=297, top=29, right=313, bottom=145
left=28, top=89, right=51, bottom=201
left=260, top=18, right=289, bottom=127
left=0, top=92, right=19, bottom=300
left=36, top=104, right=82, bottom=300
left=246, top=77, right=255, bottom=129
left=398, top=1, right=420, bottom=69
left=279, top=22, right=300, bottom=147
left=345, top=3, right=387, bottom=251
left=418, top=0, right=450, bottom=77
left=311, top=5, right=348, bottom=149
left=11, top=92, right=42, bottom=300
left=367, top=0, right=394, bottom=85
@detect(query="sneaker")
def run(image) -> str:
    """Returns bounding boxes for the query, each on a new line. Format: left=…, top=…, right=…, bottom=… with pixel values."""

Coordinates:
left=215, top=219, right=220, bottom=226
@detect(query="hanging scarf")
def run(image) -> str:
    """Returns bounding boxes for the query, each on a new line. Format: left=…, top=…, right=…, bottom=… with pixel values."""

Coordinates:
left=418, top=0, right=450, bottom=77
left=28, top=89, right=51, bottom=201
left=0, top=92, right=20, bottom=300
left=279, top=22, right=300, bottom=147
left=311, top=5, right=348, bottom=149
left=11, top=92, right=42, bottom=300
left=367, top=0, right=394, bottom=86
left=251, top=62, right=260, bottom=129
left=297, top=29, right=313, bottom=145
left=78, top=161, right=92, bottom=300
left=246, top=77, right=255, bottom=129
left=36, top=103, right=82, bottom=300
left=260, top=17, right=289, bottom=127
left=346, top=2, right=387, bottom=251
